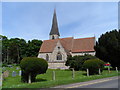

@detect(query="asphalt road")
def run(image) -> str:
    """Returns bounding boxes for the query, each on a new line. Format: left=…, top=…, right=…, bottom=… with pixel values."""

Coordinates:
left=53, top=76, right=119, bottom=89
left=74, top=77, right=118, bottom=88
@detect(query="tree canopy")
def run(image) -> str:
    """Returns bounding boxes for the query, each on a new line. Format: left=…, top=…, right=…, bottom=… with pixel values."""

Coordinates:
left=94, top=29, right=120, bottom=68
left=83, top=59, right=105, bottom=75
left=20, top=57, right=48, bottom=83
left=65, top=54, right=97, bottom=71
left=1, top=35, right=43, bottom=64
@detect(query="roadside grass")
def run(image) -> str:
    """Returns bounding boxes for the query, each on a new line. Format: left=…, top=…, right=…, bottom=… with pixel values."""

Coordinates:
left=2, top=66, right=119, bottom=88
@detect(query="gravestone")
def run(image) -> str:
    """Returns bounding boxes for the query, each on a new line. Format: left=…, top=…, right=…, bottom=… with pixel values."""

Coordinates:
left=0, top=75, right=2, bottom=86
left=19, top=70, right=22, bottom=76
left=3, top=70, right=9, bottom=78
left=7, top=65, right=13, bottom=68
left=2, top=67, right=6, bottom=71
left=16, top=67, right=19, bottom=70
left=12, top=71, right=16, bottom=77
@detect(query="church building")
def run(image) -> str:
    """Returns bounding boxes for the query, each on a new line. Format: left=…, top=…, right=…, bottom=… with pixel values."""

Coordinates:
left=38, top=9, right=95, bottom=69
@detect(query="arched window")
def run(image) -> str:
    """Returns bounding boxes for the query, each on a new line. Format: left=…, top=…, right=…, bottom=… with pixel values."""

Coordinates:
left=46, top=54, right=49, bottom=61
left=57, top=52, right=62, bottom=60
left=52, top=36, right=54, bottom=39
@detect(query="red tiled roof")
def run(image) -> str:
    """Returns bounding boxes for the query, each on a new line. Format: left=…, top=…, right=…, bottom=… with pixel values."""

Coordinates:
left=71, top=37, right=95, bottom=53
left=39, top=37, right=95, bottom=53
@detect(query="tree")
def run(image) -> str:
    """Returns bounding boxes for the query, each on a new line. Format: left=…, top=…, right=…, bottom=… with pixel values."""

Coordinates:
left=83, top=59, right=105, bottom=75
left=6, top=38, right=27, bottom=64
left=1, top=35, right=43, bottom=64
left=0, top=35, right=2, bottom=64
left=65, top=54, right=97, bottom=71
left=1, top=35, right=9, bottom=64
left=26, top=39, right=42, bottom=57
left=94, top=29, right=120, bottom=68
left=20, top=57, right=48, bottom=83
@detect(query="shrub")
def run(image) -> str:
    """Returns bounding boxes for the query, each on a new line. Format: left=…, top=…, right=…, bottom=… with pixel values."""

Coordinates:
left=65, top=54, right=97, bottom=71
left=83, top=59, right=105, bottom=75
left=20, top=57, right=48, bottom=83
left=2, top=64, right=8, bottom=67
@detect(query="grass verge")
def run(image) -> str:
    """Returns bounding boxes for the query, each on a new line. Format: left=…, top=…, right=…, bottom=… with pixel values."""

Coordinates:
left=2, top=66, right=119, bottom=88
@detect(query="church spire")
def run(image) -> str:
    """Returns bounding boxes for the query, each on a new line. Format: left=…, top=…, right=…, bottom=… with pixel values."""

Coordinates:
left=49, top=8, right=60, bottom=39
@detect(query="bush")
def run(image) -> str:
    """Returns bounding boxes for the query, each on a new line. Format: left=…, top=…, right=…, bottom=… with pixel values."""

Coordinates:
left=65, top=54, right=97, bottom=71
left=20, top=57, right=48, bottom=83
left=83, top=59, right=105, bottom=75
left=2, top=64, right=8, bottom=67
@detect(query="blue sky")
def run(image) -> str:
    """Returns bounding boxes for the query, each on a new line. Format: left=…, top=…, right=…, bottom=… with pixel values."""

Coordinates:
left=2, top=2, right=118, bottom=41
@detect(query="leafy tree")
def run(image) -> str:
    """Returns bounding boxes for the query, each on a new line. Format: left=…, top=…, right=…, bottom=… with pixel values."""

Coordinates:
left=1, top=35, right=9, bottom=64
left=1, top=35, right=43, bottom=64
left=94, top=29, right=120, bottom=68
left=0, top=35, right=2, bottom=64
left=6, top=38, right=27, bottom=64
left=65, top=54, right=97, bottom=71
left=20, top=57, right=48, bottom=83
left=26, top=39, right=42, bottom=57
left=83, top=59, right=105, bottom=75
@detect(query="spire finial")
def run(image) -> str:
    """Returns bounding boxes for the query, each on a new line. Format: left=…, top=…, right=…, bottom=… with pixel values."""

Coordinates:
left=54, top=5, right=56, bottom=11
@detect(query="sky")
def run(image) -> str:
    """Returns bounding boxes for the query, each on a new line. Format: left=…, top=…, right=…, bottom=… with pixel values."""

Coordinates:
left=2, top=2, right=118, bottom=41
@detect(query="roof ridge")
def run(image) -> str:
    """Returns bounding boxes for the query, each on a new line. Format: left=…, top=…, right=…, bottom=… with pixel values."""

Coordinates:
left=60, top=37, right=73, bottom=39
left=75, top=37, right=95, bottom=40
left=43, top=37, right=73, bottom=41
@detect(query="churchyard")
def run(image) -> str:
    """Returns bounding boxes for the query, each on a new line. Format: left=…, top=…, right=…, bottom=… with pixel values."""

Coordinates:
left=1, top=65, right=118, bottom=88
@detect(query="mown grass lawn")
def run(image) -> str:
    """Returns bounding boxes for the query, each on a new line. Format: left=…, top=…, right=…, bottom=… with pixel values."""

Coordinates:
left=2, top=66, right=119, bottom=88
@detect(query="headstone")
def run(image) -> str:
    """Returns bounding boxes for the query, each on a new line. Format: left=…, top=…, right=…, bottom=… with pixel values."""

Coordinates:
left=19, top=70, right=22, bottom=76
left=12, top=71, right=16, bottom=77
left=7, top=65, right=12, bottom=68
left=3, top=70, right=9, bottom=78
left=2, top=67, right=6, bottom=71
left=0, top=75, right=2, bottom=86
left=16, top=67, right=19, bottom=70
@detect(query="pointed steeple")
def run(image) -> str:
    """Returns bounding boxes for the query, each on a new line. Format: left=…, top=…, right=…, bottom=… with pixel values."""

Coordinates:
left=49, top=9, right=60, bottom=37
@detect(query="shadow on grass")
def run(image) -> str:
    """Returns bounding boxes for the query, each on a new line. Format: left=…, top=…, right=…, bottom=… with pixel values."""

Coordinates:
left=82, top=73, right=87, bottom=76
left=35, top=78, right=47, bottom=82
